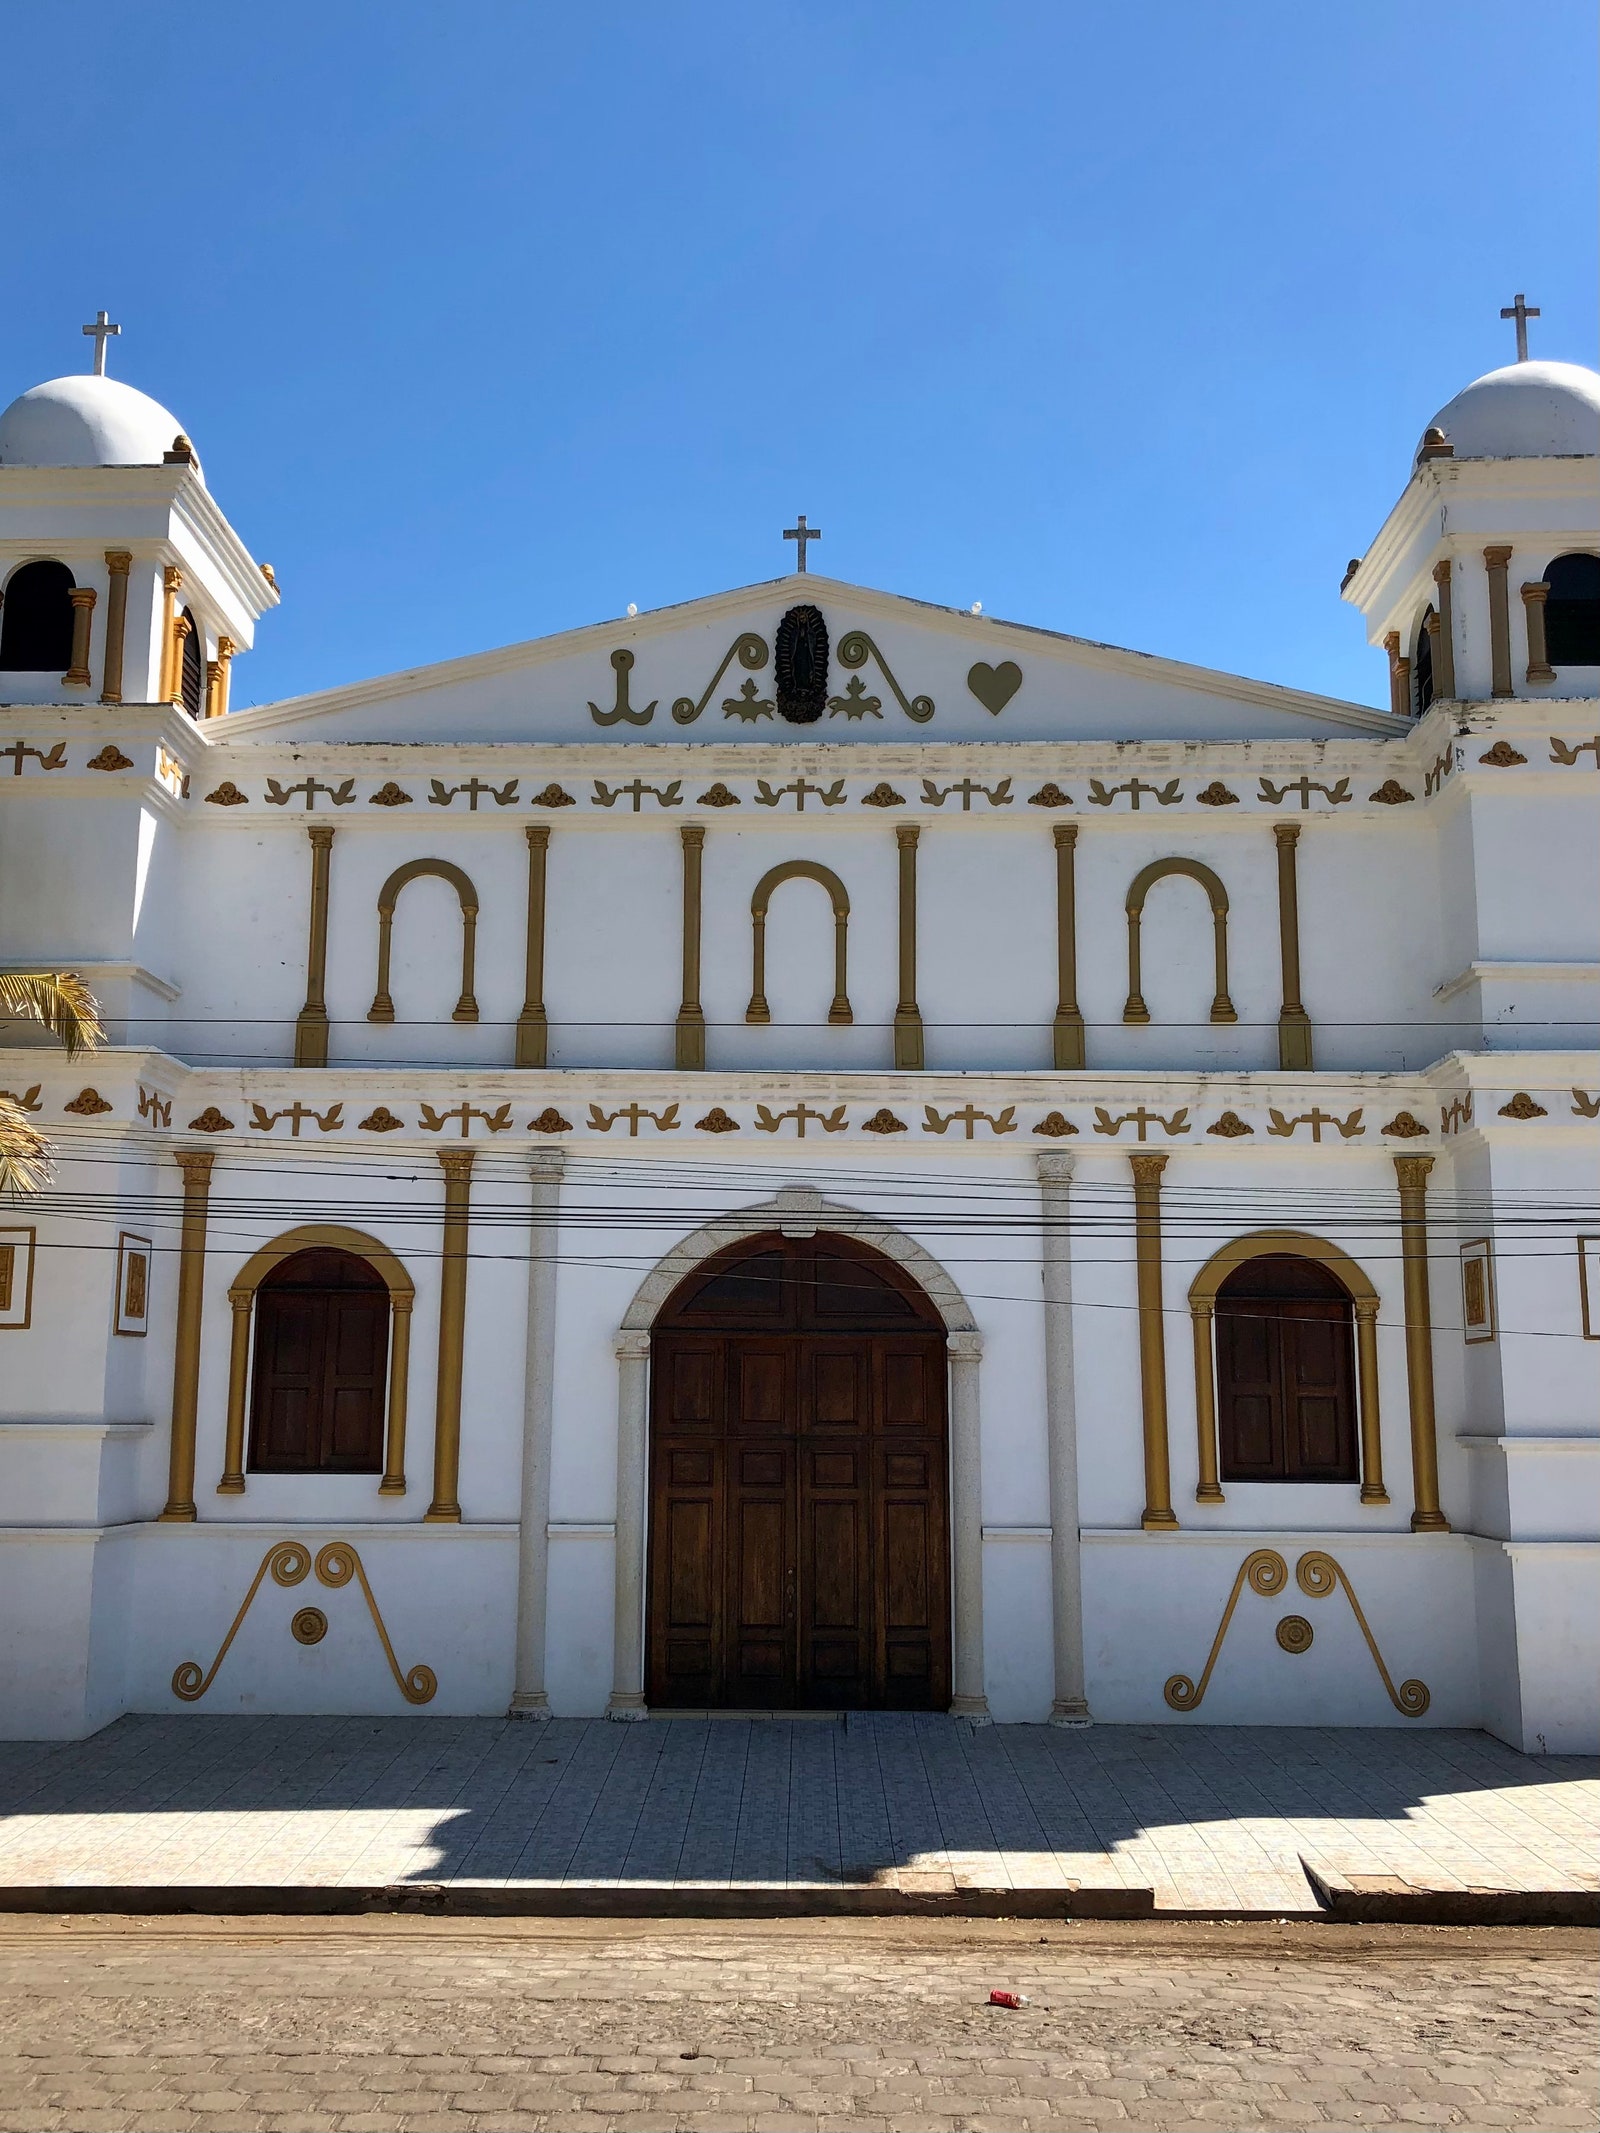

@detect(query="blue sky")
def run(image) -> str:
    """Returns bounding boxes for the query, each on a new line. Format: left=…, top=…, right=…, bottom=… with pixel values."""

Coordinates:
left=3, top=3, right=1593, bottom=710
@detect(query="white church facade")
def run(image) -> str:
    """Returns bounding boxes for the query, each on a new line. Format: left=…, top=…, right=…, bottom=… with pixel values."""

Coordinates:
left=1, top=334, right=1596, bottom=1750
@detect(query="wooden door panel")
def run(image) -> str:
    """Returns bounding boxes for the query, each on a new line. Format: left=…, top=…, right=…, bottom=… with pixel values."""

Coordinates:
left=323, top=1294, right=386, bottom=1469
left=250, top=1294, right=322, bottom=1471
left=1284, top=1306, right=1356, bottom=1478
left=647, top=1317, right=950, bottom=1712
left=1218, top=1305, right=1282, bottom=1479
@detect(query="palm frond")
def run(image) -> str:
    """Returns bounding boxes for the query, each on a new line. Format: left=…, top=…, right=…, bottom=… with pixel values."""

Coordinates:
left=0, top=971, right=105, bottom=1058
left=0, top=1096, right=51, bottom=1195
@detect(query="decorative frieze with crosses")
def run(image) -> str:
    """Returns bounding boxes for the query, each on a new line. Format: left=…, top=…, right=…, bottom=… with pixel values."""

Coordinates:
left=592, top=778, right=682, bottom=810
left=249, top=1100, right=344, bottom=1136
left=920, top=777, right=1013, bottom=810
left=1086, top=777, right=1182, bottom=809
left=429, top=777, right=520, bottom=809
left=419, top=1101, right=513, bottom=1136
left=922, top=1104, right=1017, bottom=1137
left=754, top=1102, right=848, bottom=1136
left=137, top=1086, right=172, bottom=1127
left=0, top=741, right=67, bottom=777
left=265, top=777, right=356, bottom=809
left=1549, top=735, right=1600, bottom=767
left=1440, top=1094, right=1473, bottom=1135
left=1257, top=775, right=1352, bottom=808
left=588, top=1102, right=681, bottom=1135
left=754, top=778, right=847, bottom=810
left=1093, top=1105, right=1191, bottom=1139
left=1267, top=1106, right=1365, bottom=1141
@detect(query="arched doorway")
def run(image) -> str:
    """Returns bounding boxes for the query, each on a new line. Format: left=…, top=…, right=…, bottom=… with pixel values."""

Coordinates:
left=248, top=1247, right=391, bottom=1474
left=647, top=1231, right=951, bottom=1710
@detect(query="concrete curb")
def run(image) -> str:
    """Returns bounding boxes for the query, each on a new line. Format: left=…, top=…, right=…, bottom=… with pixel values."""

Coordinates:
left=0, top=1882, right=1156, bottom=1921
left=1302, top=1859, right=1600, bottom=1927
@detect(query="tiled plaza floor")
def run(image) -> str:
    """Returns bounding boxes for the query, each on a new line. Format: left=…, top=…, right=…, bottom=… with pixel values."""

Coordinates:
left=0, top=1715, right=1593, bottom=1912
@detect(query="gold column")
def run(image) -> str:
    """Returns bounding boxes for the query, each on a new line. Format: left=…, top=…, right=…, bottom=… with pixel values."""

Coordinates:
left=217, top=1291, right=252, bottom=1493
left=213, top=636, right=235, bottom=718
left=1522, top=582, right=1554, bottom=681
left=169, top=613, right=193, bottom=708
left=1190, top=1301, right=1224, bottom=1503
left=99, top=551, right=131, bottom=705
left=517, top=824, right=551, bottom=1069
left=294, top=826, right=335, bottom=1068
left=1394, top=1155, right=1449, bottom=1532
left=63, top=588, right=96, bottom=687
left=1052, top=824, right=1085, bottom=1069
left=894, top=825, right=924, bottom=1070
left=1130, top=1153, right=1178, bottom=1530
left=1383, top=630, right=1411, bottom=718
left=426, top=1149, right=474, bottom=1522
left=675, top=824, right=705, bottom=1070
left=159, top=567, right=183, bottom=702
left=1354, top=1298, right=1389, bottom=1505
left=161, top=1150, right=215, bottom=1521
left=1431, top=561, right=1456, bottom=699
left=379, top=1296, right=413, bottom=1495
left=1484, top=546, right=1513, bottom=698
left=1274, top=823, right=1313, bottom=1070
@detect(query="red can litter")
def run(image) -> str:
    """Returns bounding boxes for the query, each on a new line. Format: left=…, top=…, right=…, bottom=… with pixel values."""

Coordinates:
left=988, top=1990, right=1030, bottom=2009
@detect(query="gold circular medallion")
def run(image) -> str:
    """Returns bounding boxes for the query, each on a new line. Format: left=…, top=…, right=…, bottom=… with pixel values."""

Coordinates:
left=1275, top=1614, right=1314, bottom=1655
left=291, top=1607, right=328, bottom=1646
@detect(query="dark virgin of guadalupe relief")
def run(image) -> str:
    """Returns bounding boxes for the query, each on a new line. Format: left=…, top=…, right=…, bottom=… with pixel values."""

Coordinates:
left=774, top=604, right=829, bottom=723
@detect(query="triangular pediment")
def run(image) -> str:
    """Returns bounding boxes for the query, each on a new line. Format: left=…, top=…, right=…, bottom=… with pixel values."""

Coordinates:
left=220, top=574, right=1393, bottom=744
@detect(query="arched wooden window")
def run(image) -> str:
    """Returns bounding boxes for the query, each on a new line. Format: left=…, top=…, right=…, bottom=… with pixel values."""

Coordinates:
left=1413, top=606, right=1436, bottom=714
left=1543, top=553, right=1600, bottom=666
left=179, top=605, right=204, bottom=718
left=1216, top=1254, right=1358, bottom=1483
left=248, top=1247, right=390, bottom=1474
left=0, top=560, right=75, bottom=672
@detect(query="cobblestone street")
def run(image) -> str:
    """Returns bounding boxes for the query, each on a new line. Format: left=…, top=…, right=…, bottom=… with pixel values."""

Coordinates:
left=0, top=1915, right=1591, bottom=2132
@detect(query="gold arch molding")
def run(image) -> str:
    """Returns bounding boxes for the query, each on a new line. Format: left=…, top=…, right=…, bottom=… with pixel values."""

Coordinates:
left=1123, top=857, right=1236, bottom=1026
left=1163, top=1547, right=1429, bottom=1717
left=217, top=1224, right=415, bottom=1498
left=369, top=858, right=480, bottom=1025
left=1186, top=1228, right=1387, bottom=1508
left=172, top=1539, right=437, bottom=1706
left=746, top=860, right=853, bottom=1027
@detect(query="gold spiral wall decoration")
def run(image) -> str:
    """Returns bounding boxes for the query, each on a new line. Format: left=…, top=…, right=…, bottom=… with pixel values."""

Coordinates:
left=171, top=1540, right=437, bottom=1706
left=1163, top=1548, right=1429, bottom=1717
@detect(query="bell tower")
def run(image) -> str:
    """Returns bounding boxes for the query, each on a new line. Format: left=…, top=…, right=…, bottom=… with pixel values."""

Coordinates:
left=1341, top=326, right=1599, bottom=715
left=0, top=318, right=277, bottom=714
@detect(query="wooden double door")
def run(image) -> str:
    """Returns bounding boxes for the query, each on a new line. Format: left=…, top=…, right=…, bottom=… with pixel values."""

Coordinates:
left=646, top=1235, right=951, bottom=1711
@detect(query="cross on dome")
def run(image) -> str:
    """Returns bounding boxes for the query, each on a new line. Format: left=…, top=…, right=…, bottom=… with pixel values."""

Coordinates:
left=81, top=310, right=121, bottom=376
left=1499, top=292, right=1540, bottom=363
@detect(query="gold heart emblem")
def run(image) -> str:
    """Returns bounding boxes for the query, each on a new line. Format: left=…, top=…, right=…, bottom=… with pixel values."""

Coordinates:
left=967, top=660, right=1021, bottom=714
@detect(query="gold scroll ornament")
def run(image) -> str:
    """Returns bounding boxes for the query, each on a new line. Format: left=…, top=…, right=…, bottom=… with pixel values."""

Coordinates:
left=171, top=1541, right=436, bottom=1706
left=1163, top=1548, right=1428, bottom=1717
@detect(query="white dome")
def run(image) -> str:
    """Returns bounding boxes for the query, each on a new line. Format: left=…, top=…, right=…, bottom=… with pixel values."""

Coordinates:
left=0, top=374, right=201, bottom=477
left=1420, top=360, right=1600, bottom=464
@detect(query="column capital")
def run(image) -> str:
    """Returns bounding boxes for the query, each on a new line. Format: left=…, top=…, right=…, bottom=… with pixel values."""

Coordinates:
left=1432, top=557, right=1452, bottom=587
left=615, top=1329, right=652, bottom=1361
left=438, top=1149, right=476, bottom=1183
left=306, top=823, right=336, bottom=850
left=175, top=1149, right=215, bottom=1182
left=1052, top=820, right=1079, bottom=849
left=68, top=586, right=97, bottom=610
left=163, top=564, right=184, bottom=593
left=1035, top=1151, right=1076, bottom=1185
left=1273, top=820, right=1301, bottom=849
left=946, top=1329, right=983, bottom=1362
left=1483, top=543, right=1513, bottom=567
left=895, top=822, right=920, bottom=849
left=1521, top=580, right=1551, bottom=605
left=1129, top=1152, right=1169, bottom=1186
left=528, top=1149, right=567, bottom=1184
left=1393, top=1153, right=1435, bottom=1191
left=105, top=549, right=133, bottom=575
left=679, top=821, right=705, bottom=848
left=525, top=821, right=551, bottom=849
